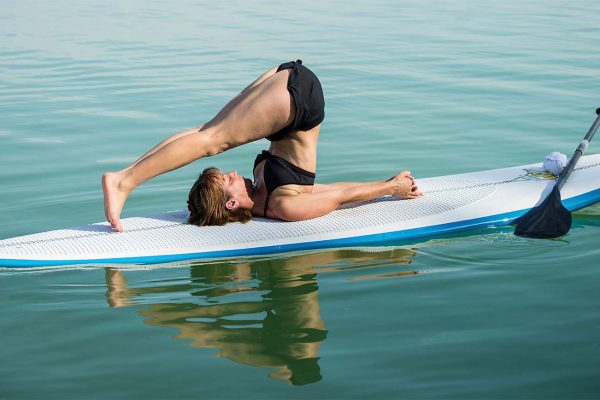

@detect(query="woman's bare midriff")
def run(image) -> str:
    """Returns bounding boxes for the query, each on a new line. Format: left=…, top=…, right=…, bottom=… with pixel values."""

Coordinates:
left=268, top=125, right=320, bottom=173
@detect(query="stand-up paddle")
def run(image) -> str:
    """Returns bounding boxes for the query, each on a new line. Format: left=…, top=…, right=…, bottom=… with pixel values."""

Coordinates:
left=514, top=108, right=600, bottom=238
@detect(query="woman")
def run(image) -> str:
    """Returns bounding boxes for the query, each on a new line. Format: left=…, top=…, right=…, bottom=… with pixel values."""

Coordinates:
left=102, top=60, right=422, bottom=231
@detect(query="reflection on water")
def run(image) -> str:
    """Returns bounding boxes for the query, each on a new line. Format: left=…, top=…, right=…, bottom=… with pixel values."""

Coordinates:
left=105, top=247, right=418, bottom=385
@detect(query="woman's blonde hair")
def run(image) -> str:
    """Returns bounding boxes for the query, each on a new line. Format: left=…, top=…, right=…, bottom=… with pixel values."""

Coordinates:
left=187, top=167, right=252, bottom=226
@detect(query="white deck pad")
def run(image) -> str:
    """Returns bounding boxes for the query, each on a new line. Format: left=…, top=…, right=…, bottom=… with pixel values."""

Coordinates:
left=2, top=154, right=600, bottom=268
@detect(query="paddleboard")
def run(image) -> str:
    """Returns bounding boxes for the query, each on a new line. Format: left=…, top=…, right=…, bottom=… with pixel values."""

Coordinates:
left=2, top=154, right=600, bottom=268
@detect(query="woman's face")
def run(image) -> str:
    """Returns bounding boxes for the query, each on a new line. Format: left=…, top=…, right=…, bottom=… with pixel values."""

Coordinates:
left=222, top=170, right=253, bottom=209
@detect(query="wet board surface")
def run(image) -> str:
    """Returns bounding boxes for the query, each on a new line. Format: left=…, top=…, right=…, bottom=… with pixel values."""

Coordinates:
left=2, top=154, right=600, bottom=268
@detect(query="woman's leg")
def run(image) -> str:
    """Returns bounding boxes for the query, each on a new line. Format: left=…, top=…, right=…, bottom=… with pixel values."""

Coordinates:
left=121, top=65, right=281, bottom=172
left=123, top=125, right=203, bottom=172
left=103, top=67, right=293, bottom=232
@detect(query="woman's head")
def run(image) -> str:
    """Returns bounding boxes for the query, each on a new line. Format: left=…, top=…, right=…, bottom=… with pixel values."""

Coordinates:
left=187, top=167, right=253, bottom=226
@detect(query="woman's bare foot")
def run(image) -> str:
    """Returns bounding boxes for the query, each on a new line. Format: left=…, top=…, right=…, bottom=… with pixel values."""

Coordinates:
left=102, top=171, right=131, bottom=232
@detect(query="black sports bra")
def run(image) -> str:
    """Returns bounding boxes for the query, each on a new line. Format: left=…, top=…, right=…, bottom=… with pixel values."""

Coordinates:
left=253, top=150, right=316, bottom=217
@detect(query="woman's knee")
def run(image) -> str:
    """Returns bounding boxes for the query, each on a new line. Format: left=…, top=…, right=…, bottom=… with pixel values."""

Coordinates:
left=188, top=128, right=230, bottom=156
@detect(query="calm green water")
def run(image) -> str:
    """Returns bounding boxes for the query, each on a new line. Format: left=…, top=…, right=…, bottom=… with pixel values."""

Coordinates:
left=2, top=1, right=600, bottom=398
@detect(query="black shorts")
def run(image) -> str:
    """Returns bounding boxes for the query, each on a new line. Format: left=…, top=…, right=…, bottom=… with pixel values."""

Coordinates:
left=267, top=60, right=325, bottom=141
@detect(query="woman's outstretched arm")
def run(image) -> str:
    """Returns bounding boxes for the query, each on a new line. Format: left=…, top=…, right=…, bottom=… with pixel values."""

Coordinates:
left=270, top=171, right=422, bottom=222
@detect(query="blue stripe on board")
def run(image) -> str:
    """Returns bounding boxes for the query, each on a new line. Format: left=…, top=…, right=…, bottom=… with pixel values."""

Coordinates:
left=2, top=187, right=600, bottom=269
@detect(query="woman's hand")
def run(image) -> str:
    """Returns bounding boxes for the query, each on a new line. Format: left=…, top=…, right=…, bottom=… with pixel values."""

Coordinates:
left=388, top=171, right=423, bottom=199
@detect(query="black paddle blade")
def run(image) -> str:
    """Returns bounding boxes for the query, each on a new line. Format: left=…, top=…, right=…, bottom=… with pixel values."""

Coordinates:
left=514, top=185, right=572, bottom=238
